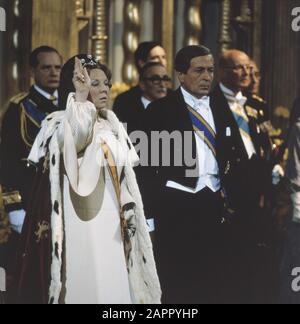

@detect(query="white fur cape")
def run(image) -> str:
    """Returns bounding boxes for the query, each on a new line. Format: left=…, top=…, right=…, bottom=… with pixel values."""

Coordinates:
left=28, top=94, right=161, bottom=304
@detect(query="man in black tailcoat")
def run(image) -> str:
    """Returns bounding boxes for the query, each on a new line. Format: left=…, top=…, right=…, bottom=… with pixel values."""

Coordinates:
left=210, top=50, right=272, bottom=303
left=143, top=45, right=244, bottom=304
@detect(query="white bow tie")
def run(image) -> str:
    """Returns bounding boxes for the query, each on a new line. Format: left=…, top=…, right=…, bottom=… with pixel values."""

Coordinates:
left=193, top=96, right=210, bottom=110
left=225, top=93, right=247, bottom=107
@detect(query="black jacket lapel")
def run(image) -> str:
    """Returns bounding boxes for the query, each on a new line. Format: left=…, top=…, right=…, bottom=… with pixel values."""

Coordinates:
left=172, top=88, right=197, bottom=160
left=211, top=85, right=250, bottom=161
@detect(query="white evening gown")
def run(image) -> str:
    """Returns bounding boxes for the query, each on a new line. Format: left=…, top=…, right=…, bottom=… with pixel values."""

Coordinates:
left=62, top=117, right=133, bottom=304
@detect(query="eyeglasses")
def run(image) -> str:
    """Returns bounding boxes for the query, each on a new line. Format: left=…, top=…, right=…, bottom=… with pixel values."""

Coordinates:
left=225, top=64, right=251, bottom=72
left=251, top=71, right=261, bottom=79
left=143, top=75, right=171, bottom=85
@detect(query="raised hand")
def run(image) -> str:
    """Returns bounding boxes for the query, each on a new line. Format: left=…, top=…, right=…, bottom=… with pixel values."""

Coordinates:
left=73, top=57, right=91, bottom=102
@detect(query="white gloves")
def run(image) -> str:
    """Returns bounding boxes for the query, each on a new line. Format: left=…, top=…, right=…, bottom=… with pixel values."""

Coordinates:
left=272, top=164, right=285, bottom=185
left=8, top=209, right=26, bottom=234
left=146, top=218, right=155, bottom=233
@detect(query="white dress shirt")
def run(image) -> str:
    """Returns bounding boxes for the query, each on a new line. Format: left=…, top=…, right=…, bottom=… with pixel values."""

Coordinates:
left=220, top=83, right=256, bottom=159
left=166, top=87, right=221, bottom=193
left=141, top=96, right=152, bottom=109
left=34, top=85, right=58, bottom=105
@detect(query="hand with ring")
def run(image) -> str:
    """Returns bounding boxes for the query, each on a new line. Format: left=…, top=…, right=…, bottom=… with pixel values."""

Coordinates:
left=73, top=57, right=91, bottom=103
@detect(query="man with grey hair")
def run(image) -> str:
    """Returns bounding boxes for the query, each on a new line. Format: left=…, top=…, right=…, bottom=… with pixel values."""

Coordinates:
left=212, top=49, right=270, bottom=226
left=211, top=49, right=274, bottom=303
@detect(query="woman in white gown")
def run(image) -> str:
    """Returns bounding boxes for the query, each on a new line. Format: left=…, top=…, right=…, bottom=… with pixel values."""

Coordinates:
left=18, top=55, right=161, bottom=304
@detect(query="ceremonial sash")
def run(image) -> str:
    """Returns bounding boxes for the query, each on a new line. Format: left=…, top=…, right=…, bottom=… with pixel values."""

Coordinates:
left=23, top=98, right=47, bottom=127
left=187, top=104, right=217, bottom=158
left=230, top=107, right=251, bottom=140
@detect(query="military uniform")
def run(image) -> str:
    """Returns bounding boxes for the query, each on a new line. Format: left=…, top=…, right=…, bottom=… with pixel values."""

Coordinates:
left=0, top=86, right=60, bottom=213
left=244, top=92, right=287, bottom=167
left=246, top=93, right=270, bottom=122
left=243, top=93, right=274, bottom=159
left=208, top=84, right=279, bottom=303
left=243, top=92, right=282, bottom=303
left=0, top=86, right=60, bottom=303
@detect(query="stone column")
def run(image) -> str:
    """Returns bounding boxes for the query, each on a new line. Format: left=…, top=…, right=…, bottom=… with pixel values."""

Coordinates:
left=184, top=0, right=202, bottom=46
left=32, top=0, right=78, bottom=60
left=218, top=0, right=233, bottom=53
left=162, top=0, right=174, bottom=77
left=91, top=0, right=108, bottom=63
left=252, top=0, right=263, bottom=67
left=262, top=0, right=300, bottom=121
left=0, top=0, right=32, bottom=111
left=122, top=0, right=141, bottom=85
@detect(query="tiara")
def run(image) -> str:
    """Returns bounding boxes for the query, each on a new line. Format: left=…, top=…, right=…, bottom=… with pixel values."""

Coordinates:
left=80, top=55, right=98, bottom=68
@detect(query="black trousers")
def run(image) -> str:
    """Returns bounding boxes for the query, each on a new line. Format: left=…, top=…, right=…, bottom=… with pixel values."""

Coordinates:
left=154, top=186, right=231, bottom=304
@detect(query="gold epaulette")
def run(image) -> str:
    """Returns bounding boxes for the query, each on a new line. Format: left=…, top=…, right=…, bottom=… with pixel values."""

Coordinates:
left=252, top=94, right=266, bottom=103
left=245, top=105, right=258, bottom=119
left=9, top=92, right=29, bottom=105
left=0, top=185, right=12, bottom=244
left=1, top=190, right=22, bottom=206
left=0, top=209, right=11, bottom=244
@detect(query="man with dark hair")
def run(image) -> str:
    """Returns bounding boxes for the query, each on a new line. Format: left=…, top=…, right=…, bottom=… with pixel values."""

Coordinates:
left=29, top=45, right=61, bottom=69
left=1, top=45, right=62, bottom=226
left=0, top=45, right=62, bottom=286
left=134, top=41, right=167, bottom=72
left=139, top=62, right=170, bottom=102
left=174, top=44, right=211, bottom=73
left=115, top=61, right=170, bottom=135
left=247, top=60, right=261, bottom=96
left=118, top=62, right=171, bottom=235
left=244, top=60, right=272, bottom=129
left=143, top=45, right=240, bottom=303
left=113, top=41, right=168, bottom=123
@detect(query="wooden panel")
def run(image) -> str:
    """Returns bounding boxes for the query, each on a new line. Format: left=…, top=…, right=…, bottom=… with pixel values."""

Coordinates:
left=252, top=0, right=262, bottom=67
left=162, top=0, right=174, bottom=77
left=0, top=0, right=32, bottom=110
left=122, top=0, right=141, bottom=85
left=184, top=0, right=202, bottom=46
left=262, top=0, right=300, bottom=123
left=32, top=0, right=78, bottom=62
